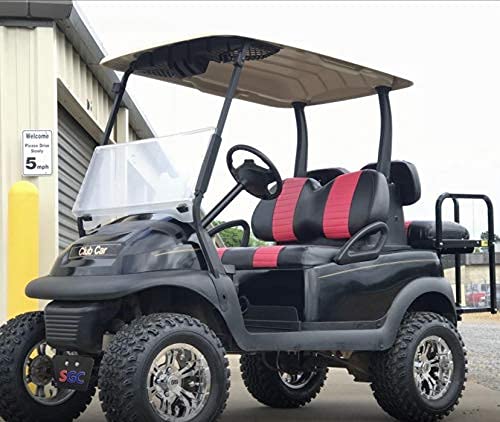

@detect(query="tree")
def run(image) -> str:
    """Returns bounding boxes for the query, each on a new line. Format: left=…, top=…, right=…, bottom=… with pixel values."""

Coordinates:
left=212, top=220, right=267, bottom=247
left=480, top=231, right=500, bottom=242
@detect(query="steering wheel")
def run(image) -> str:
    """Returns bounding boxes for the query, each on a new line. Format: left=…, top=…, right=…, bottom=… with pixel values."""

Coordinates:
left=226, top=144, right=283, bottom=200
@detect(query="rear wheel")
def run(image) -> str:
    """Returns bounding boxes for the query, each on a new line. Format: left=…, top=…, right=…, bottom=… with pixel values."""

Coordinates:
left=371, top=312, right=467, bottom=422
left=0, top=312, right=97, bottom=422
left=99, top=313, right=230, bottom=422
left=240, top=353, right=328, bottom=408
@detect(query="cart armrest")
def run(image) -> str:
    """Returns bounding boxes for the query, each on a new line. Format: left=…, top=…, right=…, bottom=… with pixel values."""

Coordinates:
left=334, top=221, right=389, bottom=265
left=208, top=219, right=251, bottom=247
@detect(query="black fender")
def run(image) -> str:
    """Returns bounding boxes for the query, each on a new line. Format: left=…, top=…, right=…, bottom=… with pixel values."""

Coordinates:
left=375, top=276, right=456, bottom=350
left=26, top=270, right=250, bottom=349
left=27, top=270, right=223, bottom=305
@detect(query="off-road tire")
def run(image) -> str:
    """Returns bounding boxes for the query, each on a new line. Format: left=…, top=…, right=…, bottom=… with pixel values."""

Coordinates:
left=240, top=353, right=328, bottom=408
left=0, top=312, right=98, bottom=422
left=99, top=313, right=230, bottom=422
left=371, top=312, right=467, bottom=422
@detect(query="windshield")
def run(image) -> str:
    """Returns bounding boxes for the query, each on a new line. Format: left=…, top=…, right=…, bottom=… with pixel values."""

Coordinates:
left=72, top=128, right=213, bottom=223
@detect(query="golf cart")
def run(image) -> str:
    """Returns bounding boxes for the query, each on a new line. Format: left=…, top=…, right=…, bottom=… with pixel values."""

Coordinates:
left=0, top=35, right=497, bottom=422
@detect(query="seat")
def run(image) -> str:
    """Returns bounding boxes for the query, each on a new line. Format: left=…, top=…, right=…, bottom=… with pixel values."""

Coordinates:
left=405, top=220, right=470, bottom=249
left=218, top=170, right=390, bottom=270
left=217, top=245, right=340, bottom=270
left=306, top=167, right=349, bottom=185
left=363, top=160, right=421, bottom=206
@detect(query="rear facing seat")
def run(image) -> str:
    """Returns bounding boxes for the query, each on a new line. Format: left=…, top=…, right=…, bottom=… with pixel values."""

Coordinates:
left=218, top=170, right=389, bottom=270
left=405, top=220, right=470, bottom=250
left=363, top=160, right=471, bottom=251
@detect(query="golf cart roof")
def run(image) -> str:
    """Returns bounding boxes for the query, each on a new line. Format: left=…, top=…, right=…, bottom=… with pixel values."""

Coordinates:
left=102, top=35, right=413, bottom=108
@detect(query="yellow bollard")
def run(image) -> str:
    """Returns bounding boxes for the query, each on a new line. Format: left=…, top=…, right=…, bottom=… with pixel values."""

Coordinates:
left=7, top=181, right=39, bottom=318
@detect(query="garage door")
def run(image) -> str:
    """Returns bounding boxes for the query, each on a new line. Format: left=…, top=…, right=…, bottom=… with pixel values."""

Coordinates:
left=58, top=105, right=98, bottom=249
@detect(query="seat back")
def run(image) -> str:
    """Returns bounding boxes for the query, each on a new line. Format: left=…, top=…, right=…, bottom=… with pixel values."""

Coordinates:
left=306, top=167, right=350, bottom=185
left=362, top=160, right=421, bottom=206
left=251, top=170, right=390, bottom=244
left=362, top=160, right=422, bottom=246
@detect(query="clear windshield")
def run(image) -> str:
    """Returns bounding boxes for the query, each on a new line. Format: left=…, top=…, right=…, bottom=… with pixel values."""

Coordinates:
left=72, top=128, right=213, bottom=223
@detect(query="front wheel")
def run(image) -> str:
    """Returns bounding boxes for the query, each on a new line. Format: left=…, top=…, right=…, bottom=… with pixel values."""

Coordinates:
left=240, top=353, right=328, bottom=408
left=371, top=312, right=467, bottom=422
left=99, top=313, right=230, bottom=422
left=0, top=312, right=97, bottom=422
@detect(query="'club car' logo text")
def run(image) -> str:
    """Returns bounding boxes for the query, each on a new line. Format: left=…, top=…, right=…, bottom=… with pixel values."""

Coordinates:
left=78, top=245, right=108, bottom=257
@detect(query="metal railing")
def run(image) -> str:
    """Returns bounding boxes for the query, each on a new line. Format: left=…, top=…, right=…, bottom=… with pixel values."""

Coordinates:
left=435, top=193, right=497, bottom=315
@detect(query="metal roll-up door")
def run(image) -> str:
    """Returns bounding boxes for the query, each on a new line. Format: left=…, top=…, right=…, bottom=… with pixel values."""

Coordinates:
left=58, top=105, right=98, bottom=250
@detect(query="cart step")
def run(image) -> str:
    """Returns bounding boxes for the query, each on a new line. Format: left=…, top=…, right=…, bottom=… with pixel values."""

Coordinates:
left=244, top=320, right=301, bottom=332
left=457, top=306, right=498, bottom=314
left=243, top=304, right=301, bottom=332
left=439, top=239, right=481, bottom=254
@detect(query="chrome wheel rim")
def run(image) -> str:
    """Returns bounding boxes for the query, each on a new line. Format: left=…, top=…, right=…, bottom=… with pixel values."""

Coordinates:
left=147, top=343, right=211, bottom=421
left=23, top=341, right=75, bottom=406
left=413, top=335, right=454, bottom=401
left=279, top=371, right=315, bottom=390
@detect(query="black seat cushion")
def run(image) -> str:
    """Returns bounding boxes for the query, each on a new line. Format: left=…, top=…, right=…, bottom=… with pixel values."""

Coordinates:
left=217, top=245, right=339, bottom=270
left=251, top=170, right=389, bottom=244
left=218, top=170, right=389, bottom=270
left=363, top=161, right=421, bottom=206
left=405, top=220, right=470, bottom=249
left=307, top=167, right=349, bottom=185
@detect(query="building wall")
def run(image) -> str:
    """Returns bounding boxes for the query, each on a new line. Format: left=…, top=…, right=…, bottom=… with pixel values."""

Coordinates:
left=0, top=25, right=58, bottom=321
left=459, top=265, right=500, bottom=285
left=444, top=264, right=500, bottom=305
left=55, top=29, right=143, bottom=144
left=0, top=23, right=147, bottom=322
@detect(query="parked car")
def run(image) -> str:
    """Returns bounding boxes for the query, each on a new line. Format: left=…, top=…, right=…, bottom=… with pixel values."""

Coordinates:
left=484, top=285, right=500, bottom=308
left=466, top=283, right=491, bottom=307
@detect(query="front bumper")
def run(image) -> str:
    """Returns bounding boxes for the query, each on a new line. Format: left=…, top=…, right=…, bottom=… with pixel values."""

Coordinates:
left=44, top=300, right=120, bottom=354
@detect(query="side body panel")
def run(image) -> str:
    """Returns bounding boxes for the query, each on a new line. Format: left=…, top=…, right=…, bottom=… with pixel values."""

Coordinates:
left=305, top=250, right=442, bottom=322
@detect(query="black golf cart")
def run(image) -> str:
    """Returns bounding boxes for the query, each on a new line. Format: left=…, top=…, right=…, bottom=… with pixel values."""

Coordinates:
left=0, top=35, right=497, bottom=422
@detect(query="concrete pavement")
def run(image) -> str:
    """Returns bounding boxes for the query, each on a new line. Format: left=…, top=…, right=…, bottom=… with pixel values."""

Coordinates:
left=77, top=357, right=500, bottom=422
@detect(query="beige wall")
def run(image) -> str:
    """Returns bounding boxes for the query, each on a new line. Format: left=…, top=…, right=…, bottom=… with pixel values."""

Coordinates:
left=56, top=29, right=113, bottom=140
left=444, top=264, right=499, bottom=305
left=56, top=28, right=134, bottom=144
left=0, top=25, right=59, bottom=320
left=0, top=25, right=145, bottom=322
left=460, top=265, right=500, bottom=286
left=444, top=265, right=500, bottom=285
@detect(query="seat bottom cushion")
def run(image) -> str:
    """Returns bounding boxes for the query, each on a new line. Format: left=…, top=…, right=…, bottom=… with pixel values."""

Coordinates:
left=405, top=220, right=470, bottom=249
left=217, top=245, right=339, bottom=270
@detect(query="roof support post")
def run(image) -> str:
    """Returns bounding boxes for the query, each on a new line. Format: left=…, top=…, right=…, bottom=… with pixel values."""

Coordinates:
left=375, top=86, right=392, bottom=178
left=101, top=65, right=134, bottom=145
left=193, top=45, right=249, bottom=277
left=292, top=102, right=308, bottom=177
left=77, top=64, right=135, bottom=236
left=195, top=45, right=249, bottom=196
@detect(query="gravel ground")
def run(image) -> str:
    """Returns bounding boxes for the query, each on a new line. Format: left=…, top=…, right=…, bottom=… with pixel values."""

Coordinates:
left=459, top=320, right=500, bottom=391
